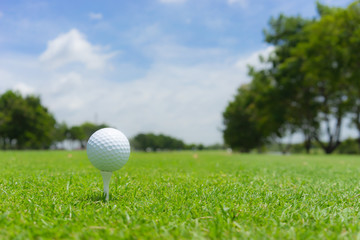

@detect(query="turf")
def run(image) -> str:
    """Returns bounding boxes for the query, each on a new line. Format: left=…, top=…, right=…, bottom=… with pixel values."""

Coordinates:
left=1, top=151, right=360, bottom=239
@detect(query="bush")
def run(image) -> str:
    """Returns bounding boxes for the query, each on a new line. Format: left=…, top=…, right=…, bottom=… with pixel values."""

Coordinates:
left=336, top=138, right=360, bottom=154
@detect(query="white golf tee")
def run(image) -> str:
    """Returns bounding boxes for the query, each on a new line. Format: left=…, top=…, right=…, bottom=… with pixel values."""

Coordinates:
left=101, top=171, right=113, bottom=201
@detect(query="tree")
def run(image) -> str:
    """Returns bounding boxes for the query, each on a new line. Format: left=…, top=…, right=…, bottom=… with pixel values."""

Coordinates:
left=344, top=1, right=360, bottom=150
left=52, top=122, right=69, bottom=149
left=290, top=4, right=352, bottom=154
left=224, top=1, right=360, bottom=154
left=223, top=14, right=313, bottom=153
left=131, top=133, right=185, bottom=151
left=68, top=125, right=86, bottom=148
left=263, top=14, right=317, bottom=153
left=223, top=84, right=265, bottom=152
left=0, top=90, right=56, bottom=149
left=68, top=122, right=109, bottom=149
left=336, top=138, right=360, bottom=154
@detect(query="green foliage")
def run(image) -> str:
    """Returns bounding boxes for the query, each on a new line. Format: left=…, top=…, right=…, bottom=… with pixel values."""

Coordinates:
left=291, top=4, right=353, bottom=153
left=223, top=1, right=360, bottom=154
left=0, top=90, right=56, bottom=149
left=316, top=1, right=341, bottom=16
left=131, top=133, right=185, bottom=151
left=68, top=122, right=109, bottom=149
left=224, top=13, right=316, bottom=153
left=2, top=151, right=360, bottom=238
left=264, top=14, right=318, bottom=154
left=0, top=89, right=111, bottom=149
left=346, top=1, right=360, bottom=141
left=68, top=126, right=86, bottom=148
left=336, top=138, right=360, bottom=154
left=204, top=143, right=226, bottom=150
left=223, top=85, right=265, bottom=152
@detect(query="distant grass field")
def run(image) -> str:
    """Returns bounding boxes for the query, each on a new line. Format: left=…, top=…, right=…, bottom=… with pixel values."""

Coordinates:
left=1, top=151, right=360, bottom=239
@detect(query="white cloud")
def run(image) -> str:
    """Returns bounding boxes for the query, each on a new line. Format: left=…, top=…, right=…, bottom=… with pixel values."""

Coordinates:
left=235, top=46, right=274, bottom=70
left=0, top=27, right=274, bottom=144
left=227, top=0, right=248, bottom=8
left=127, top=24, right=164, bottom=45
left=39, top=29, right=116, bottom=70
left=0, top=69, right=13, bottom=86
left=13, top=83, right=35, bottom=95
left=0, top=56, right=42, bottom=95
left=89, top=12, right=102, bottom=20
left=1, top=0, right=356, bottom=146
left=0, top=46, right=272, bottom=144
left=159, top=0, right=187, bottom=4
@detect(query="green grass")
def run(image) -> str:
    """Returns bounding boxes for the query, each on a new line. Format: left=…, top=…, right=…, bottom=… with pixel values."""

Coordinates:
left=1, top=151, right=360, bottom=239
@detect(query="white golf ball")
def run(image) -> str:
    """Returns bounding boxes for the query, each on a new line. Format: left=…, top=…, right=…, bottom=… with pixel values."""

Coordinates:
left=86, top=128, right=130, bottom=172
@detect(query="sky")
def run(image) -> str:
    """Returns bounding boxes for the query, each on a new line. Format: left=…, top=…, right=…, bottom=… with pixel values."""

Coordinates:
left=0, top=0, right=354, bottom=145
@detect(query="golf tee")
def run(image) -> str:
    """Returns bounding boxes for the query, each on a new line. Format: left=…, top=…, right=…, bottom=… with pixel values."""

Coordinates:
left=100, top=171, right=113, bottom=201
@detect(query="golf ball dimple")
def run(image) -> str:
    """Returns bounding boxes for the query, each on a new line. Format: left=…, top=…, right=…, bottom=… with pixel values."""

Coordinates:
left=87, top=128, right=130, bottom=172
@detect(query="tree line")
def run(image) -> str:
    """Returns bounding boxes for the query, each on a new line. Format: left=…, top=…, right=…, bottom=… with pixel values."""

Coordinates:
left=0, top=90, right=214, bottom=150
left=0, top=90, right=108, bottom=149
left=130, top=133, right=218, bottom=151
left=223, top=1, right=360, bottom=154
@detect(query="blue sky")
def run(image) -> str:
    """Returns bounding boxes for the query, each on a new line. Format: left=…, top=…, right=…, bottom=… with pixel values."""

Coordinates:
left=0, top=0, right=354, bottom=144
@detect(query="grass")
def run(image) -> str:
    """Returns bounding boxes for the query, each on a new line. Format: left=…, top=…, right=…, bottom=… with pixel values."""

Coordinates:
left=1, top=151, right=360, bottom=239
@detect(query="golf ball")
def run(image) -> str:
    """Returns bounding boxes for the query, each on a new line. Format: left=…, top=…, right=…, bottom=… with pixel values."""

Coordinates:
left=87, top=128, right=130, bottom=172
